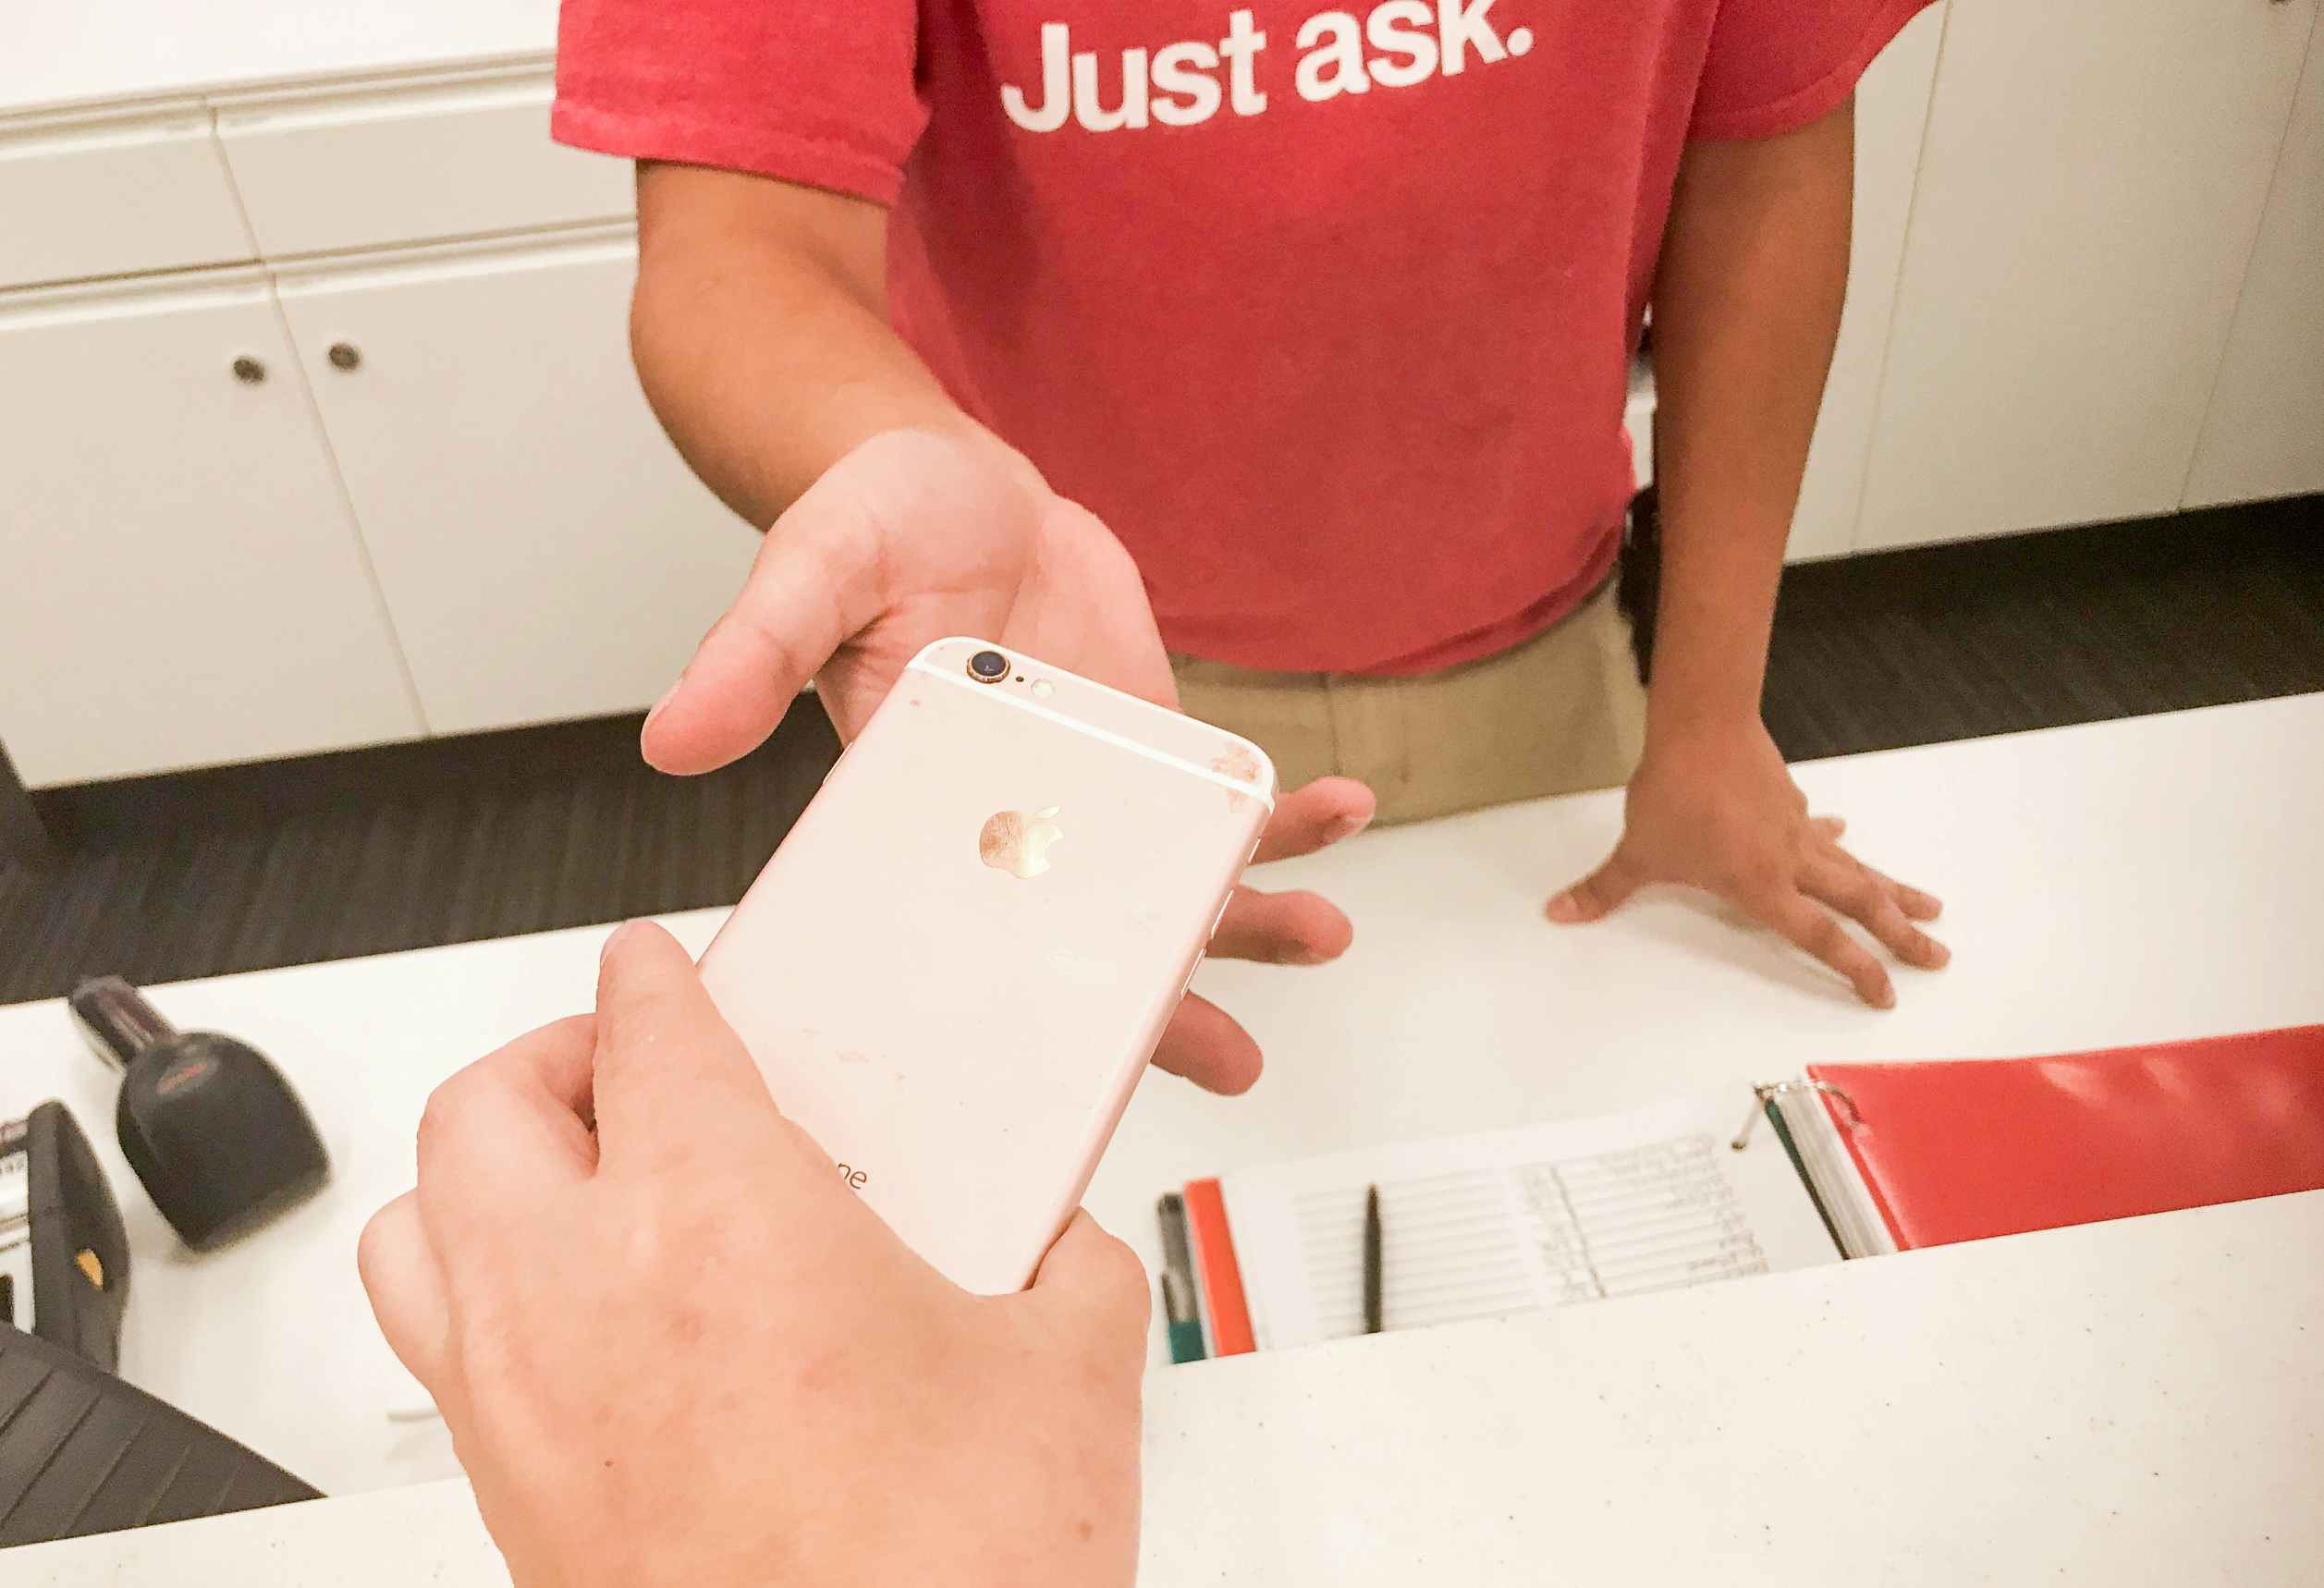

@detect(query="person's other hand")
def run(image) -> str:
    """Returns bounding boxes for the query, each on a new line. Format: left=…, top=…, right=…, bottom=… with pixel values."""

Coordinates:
left=360, top=921, right=1146, bottom=1588
left=1547, top=720, right=1947, bottom=1007
left=641, top=427, right=1373, bottom=1093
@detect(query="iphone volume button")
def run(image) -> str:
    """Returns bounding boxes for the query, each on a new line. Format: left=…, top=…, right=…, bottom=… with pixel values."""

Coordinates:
left=1180, top=951, right=1207, bottom=999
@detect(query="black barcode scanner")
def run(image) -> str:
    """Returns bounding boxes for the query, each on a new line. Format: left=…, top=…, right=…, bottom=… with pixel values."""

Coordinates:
left=67, top=977, right=330, bottom=1250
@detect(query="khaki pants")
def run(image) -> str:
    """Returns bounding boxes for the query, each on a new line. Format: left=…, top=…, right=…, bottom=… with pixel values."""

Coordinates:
left=1171, top=578, right=1649, bottom=827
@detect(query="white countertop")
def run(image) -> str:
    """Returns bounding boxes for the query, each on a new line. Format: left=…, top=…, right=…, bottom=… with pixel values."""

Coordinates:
left=22, top=1188, right=2324, bottom=1583
left=0, top=0, right=557, bottom=120
left=1, top=693, right=2318, bottom=1572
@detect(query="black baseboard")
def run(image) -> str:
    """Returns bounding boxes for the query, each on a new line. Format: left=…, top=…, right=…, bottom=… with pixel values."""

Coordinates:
left=29, top=698, right=840, bottom=853
left=17, top=492, right=2323, bottom=852
left=0, top=694, right=842, bottom=1005
left=1776, top=492, right=2320, bottom=620
left=3, top=495, right=2318, bottom=1005
left=1758, top=492, right=2321, bottom=763
left=0, top=743, right=52, bottom=864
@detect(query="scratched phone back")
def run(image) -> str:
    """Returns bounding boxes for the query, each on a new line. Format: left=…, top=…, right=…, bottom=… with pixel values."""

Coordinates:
left=695, top=639, right=1273, bottom=1294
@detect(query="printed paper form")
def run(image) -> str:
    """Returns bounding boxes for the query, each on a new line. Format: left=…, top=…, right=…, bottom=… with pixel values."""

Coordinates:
left=1218, top=1088, right=1839, bottom=1350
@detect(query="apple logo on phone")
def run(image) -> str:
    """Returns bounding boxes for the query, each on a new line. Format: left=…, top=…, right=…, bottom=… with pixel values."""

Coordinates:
left=980, top=806, right=1063, bottom=879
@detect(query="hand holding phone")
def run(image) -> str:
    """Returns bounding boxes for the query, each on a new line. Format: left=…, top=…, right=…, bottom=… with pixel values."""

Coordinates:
left=637, top=429, right=1372, bottom=1094
left=698, top=638, right=1280, bottom=1292
left=361, top=922, right=1146, bottom=1588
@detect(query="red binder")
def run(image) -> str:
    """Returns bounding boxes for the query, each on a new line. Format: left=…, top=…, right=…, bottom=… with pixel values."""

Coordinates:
left=1809, top=1024, right=2324, bottom=1250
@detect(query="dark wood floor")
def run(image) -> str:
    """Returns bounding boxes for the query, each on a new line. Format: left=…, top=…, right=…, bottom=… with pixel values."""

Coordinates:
left=3, top=495, right=2318, bottom=1007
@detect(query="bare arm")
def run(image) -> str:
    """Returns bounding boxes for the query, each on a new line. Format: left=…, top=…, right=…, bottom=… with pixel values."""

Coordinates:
left=1644, top=99, right=1852, bottom=739
left=1549, top=98, right=1950, bottom=1007
left=621, top=160, right=1373, bottom=1087
left=630, top=162, right=1025, bottom=528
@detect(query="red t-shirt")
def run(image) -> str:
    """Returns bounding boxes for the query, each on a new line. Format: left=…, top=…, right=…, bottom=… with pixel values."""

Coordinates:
left=554, top=0, right=1924, bottom=673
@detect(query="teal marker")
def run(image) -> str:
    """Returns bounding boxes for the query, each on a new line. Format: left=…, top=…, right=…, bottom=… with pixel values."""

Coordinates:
left=1156, top=1192, right=1207, bottom=1363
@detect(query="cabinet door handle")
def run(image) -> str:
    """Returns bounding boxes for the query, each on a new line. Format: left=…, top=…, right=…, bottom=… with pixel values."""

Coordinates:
left=328, top=342, right=362, bottom=372
left=231, top=356, right=267, bottom=385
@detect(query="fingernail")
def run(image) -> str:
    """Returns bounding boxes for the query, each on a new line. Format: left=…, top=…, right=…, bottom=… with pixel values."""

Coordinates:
left=1546, top=892, right=1578, bottom=922
left=601, top=921, right=640, bottom=964
left=1873, top=983, right=1897, bottom=1010
left=1326, top=810, right=1374, bottom=844
left=642, top=682, right=679, bottom=733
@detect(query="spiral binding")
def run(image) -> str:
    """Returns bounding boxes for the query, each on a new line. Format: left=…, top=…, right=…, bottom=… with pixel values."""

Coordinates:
left=1730, top=1079, right=1864, bottom=1152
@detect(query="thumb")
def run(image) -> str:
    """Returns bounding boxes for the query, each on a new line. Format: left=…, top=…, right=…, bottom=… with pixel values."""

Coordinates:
left=1028, top=1210, right=1152, bottom=1350
left=590, top=921, right=776, bottom=1173
left=640, top=455, right=899, bottom=776
left=1547, top=849, right=1644, bottom=924
left=358, top=1192, right=452, bottom=1393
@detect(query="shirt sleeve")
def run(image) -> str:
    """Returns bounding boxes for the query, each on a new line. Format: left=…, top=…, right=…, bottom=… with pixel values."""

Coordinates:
left=1688, top=0, right=1934, bottom=140
left=551, top=0, right=927, bottom=204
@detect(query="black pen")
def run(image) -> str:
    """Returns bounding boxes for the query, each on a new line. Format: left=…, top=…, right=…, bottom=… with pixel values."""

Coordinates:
left=1363, top=1183, right=1384, bottom=1336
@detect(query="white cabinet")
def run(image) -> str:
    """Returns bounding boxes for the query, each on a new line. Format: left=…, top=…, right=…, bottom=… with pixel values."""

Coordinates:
left=0, top=104, right=253, bottom=289
left=1786, top=2, right=1947, bottom=561
left=2183, top=10, right=2324, bottom=509
left=1625, top=360, right=1654, bottom=492
left=274, top=229, right=759, bottom=735
left=1857, top=0, right=2318, bottom=550
left=214, top=69, right=632, bottom=259
left=5, top=2, right=2319, bottom=789
left=0, top=272, right=423, bottom=787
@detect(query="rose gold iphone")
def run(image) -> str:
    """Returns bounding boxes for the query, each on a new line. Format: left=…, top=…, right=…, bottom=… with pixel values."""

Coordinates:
left=694, top=637, right=1275, bottom=1293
